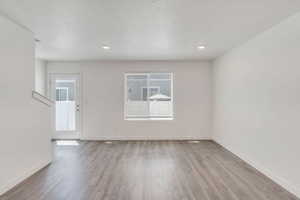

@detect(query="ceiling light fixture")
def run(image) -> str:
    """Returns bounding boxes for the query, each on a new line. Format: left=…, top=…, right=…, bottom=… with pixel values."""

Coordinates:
left=102, top=45, right=111, bottom=50
left=197, top=45, right=206, bottom=50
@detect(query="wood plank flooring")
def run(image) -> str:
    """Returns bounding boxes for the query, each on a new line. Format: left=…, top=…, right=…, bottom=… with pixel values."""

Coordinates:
left=1, top=141, right=298, bottom=200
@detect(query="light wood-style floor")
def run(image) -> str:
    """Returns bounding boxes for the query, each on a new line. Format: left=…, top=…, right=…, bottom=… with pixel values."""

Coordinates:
left=1, top=141, right=298, bottom=200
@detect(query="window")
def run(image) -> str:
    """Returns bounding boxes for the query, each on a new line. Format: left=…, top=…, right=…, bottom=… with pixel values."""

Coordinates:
left=125, top=73, right=173, bottom=120
left=56, top=87, right=69, bottom=101
left=141, top=87, right=160, bottom=101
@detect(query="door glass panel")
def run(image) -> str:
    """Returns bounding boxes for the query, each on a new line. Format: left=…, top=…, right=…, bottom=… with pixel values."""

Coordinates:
left=55, top=80, right=76, bottom=131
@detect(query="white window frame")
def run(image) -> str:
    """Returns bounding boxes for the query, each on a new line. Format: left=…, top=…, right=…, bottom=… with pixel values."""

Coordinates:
left=124, top=72, right=174, bottom=120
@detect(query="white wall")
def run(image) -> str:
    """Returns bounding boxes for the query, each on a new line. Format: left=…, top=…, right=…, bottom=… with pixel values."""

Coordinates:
left=47, top=61, right=212, bottom=140
left=0, top=15, right=52, bottom=195
left=213, top=13, right=300, bottom=197
left=35, top=59, right=47, bottom=95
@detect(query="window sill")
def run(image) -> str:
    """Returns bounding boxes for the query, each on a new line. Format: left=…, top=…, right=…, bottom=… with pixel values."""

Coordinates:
left=125, top=117, right=174, bottom=121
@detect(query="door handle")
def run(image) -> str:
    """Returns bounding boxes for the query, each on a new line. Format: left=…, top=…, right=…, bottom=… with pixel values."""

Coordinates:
left=76, top=104, right=80, bottom=111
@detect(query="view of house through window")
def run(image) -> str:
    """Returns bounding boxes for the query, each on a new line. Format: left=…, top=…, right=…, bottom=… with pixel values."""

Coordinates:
left=125, top=73, right=173, bottom=119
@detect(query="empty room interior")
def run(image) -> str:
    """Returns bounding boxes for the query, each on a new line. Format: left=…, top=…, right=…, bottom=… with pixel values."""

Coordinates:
left=1, top=0, right=300, bottom=199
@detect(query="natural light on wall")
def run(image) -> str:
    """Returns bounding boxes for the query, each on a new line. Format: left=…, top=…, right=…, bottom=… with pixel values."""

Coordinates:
left=125, top=73, right=173, bottom=120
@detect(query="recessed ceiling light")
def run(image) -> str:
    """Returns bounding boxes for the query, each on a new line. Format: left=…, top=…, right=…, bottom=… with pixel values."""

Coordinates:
left=197, top=45, right=206, bottom=50
left=102, top=45, right=111, bottom=50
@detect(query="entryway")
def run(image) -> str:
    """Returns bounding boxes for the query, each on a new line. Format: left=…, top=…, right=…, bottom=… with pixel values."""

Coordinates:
left=49, top=74, right=81, bottom=139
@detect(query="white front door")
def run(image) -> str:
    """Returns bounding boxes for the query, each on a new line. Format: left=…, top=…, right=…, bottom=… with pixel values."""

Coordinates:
left=50, top=74, right=81, bottom=139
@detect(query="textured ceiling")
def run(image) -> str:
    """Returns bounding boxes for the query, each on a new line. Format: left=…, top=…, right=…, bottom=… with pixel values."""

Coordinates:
left=1, top=0, right=300, bottom=61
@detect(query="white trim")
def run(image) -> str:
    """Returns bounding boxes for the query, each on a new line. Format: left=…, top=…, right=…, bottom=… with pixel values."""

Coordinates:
left=214, top=139, right=300, bottom=198
left=52, top=132, right=80, bottom=140
left=128, top=79, right=171, bottom=81
left=0, top=159, right=51, bottom=196
left=125, top=117, right=173, bottom=121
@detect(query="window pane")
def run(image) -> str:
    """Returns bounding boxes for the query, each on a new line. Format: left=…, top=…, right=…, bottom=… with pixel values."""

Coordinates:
left=55, top=80, right=75, bottom=101
left=149, top=75, right=172, bottom=117
left=56, top=88, right=68, bottom=101
left=126, top=74, right=149, bottom=117
left=125, top=73, right=173, bottom=119
left=55, top=80, right=76, bottom=131
left=149, top=73, right=171, bottom=80
left=142, top=87, right=160, bottom=101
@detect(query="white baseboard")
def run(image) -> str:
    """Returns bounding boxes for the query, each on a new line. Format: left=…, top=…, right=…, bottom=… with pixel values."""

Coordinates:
left=0, top=159, right=52, bottom=196
left=80, top=136, right=212, bottom=141
left=213, top=139, right=300, bottom=198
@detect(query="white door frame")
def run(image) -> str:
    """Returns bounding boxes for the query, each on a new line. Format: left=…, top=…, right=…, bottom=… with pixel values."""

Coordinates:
left=49, top=73, right=81, bottom=140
